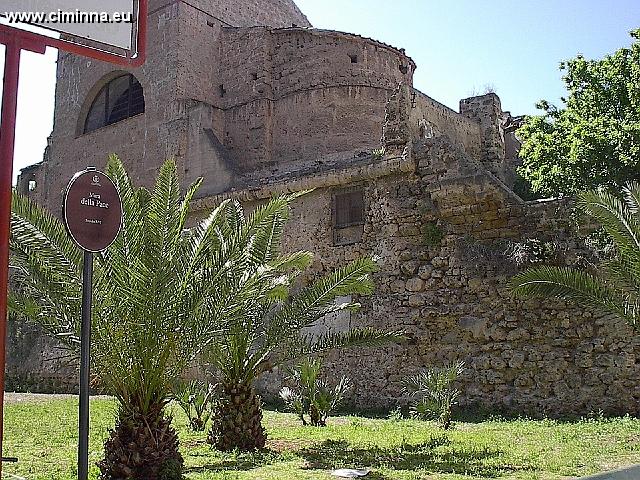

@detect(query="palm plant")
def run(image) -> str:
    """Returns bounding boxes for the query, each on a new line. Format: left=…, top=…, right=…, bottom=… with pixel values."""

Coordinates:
left=203, top=207, right=404, bottom=450
left=404, top=361, right=465, bottom=429
left=172, top=380, right=213, bottom=431
left=279, top=357, right=351, bottom=426
left=9, top=155, right=305, bottom=479
left=510, top=182, right=640, bottom=329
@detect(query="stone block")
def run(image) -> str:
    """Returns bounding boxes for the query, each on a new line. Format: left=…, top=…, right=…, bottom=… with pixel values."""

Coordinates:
left=405, top=278, right=425, bottom=292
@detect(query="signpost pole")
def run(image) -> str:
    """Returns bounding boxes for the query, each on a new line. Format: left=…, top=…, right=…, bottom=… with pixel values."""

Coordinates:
left=64, top=168, right=122, bottom=480
left=0, top=39, right=22, bottom=478
left=78, top=250, right=93, bottom=480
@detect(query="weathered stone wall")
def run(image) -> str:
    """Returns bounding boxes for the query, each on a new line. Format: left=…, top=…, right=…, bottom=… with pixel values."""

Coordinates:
left=362, top=136, right=639, bottom=416
left=197, top=138, right=639, bottom=417
left=459, top=93, right=514, bottom=185
left=410, top=90, right=482, bottom=159
left=21, top=0, right=312, bottom=212
left=5, top=316, right=77, bottom=393
left=187, top=86, right=640, bottom=416
left=219, top=27, right=414, bottom=170
left=14, top=1, right=639, bottom=417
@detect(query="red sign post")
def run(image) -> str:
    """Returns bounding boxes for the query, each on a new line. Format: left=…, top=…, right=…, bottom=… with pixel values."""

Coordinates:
left=0, top=2, right=146, bottom=475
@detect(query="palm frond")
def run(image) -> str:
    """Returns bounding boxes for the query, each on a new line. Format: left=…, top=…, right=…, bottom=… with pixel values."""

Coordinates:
left=268, top=257, right=378, bottom=341
left=623, top=182, right=640, bottom=214
left=11, top=191, right=82, bottom=275
left=510, top=265, right=636, bottom=325
left=577, top=189, right=640, bottom=261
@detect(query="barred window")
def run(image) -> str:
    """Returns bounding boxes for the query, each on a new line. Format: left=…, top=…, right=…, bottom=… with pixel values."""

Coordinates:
left=84, top=74, right=145, bottom=134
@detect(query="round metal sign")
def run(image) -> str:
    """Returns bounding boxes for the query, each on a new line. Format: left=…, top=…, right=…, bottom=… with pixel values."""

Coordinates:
left=63, top=168, right=123, bottom=252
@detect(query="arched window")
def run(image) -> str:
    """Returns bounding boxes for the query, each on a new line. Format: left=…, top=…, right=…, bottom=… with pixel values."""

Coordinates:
left=83, top=74, right=144, bottom=134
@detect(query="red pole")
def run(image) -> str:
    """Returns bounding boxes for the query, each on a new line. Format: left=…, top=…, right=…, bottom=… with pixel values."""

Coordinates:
left=0, top=40, right=22, bottom=477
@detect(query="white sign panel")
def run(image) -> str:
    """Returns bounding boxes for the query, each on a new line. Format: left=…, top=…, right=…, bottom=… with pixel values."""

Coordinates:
left=1, top=0, right=135, bottom=50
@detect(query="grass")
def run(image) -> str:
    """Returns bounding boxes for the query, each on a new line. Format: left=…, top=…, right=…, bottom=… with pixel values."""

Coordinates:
left=3, top=396, right=640, bottom=479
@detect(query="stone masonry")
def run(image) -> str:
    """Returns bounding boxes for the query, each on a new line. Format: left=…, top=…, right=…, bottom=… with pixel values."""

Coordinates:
left=13, top=0, right=640, bottom=416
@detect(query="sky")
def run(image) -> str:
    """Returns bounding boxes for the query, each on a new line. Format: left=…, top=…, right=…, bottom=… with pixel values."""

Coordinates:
left=1, top=0, right=639, bottom=183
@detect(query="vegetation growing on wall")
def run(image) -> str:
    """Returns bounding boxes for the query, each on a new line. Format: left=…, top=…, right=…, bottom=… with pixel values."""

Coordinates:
left=510, top=182, right=640, bottom=329
left=422, top=221, right=444, bottom=247
left=505, top=238, right=558, bottom=266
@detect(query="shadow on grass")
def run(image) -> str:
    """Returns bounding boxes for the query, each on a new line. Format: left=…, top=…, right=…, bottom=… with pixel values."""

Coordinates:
left=299, top=436, right=533, bottom=478
left=184, top=449, right=285, bottom=474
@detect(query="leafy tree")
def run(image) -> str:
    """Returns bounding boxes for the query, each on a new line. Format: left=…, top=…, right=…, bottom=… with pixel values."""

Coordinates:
left=203, top=205, right=403, bottom=451
left=8, top=156, right=301, bottom=479
left=510, top=182, right=640, bottom=329
left=517, top=29, right=640, bottom=197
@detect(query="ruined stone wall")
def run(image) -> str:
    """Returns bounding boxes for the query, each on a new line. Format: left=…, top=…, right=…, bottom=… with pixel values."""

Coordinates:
left=459, top=94, right=509, bottom=184
left=363, top=138, right=638, bottom=416
left=410, top=90, right=482, bottom=159
left=14, top=0, right=637, bottom=417
left=189, top=83, right=638, bottom=415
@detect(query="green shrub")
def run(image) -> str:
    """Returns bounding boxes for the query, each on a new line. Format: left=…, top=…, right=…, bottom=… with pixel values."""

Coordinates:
left=279, top=358, right=351, bottom=426
left=172, top=380, right=213, bottom=431
left=422, top=222, right=444, bottom=247
left=404, top=361, right=465, bottom=429
left=372, top=147, right=385, bottom=160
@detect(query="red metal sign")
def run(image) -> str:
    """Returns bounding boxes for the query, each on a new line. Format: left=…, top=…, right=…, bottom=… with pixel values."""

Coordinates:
left=63, top=169, right=122, bottom=252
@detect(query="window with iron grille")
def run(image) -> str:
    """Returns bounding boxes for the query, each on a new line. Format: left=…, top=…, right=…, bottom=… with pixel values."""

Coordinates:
left=84, top=74, right=145, bottom=134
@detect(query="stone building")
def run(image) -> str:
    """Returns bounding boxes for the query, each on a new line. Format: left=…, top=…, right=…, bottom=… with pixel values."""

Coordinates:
left=14, top=0, right=640, bottom=416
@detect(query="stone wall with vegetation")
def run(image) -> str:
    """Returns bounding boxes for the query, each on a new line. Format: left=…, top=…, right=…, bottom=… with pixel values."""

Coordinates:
left=246, top=137, right=638, bottom=417
left=12, top=70, right=638, bottom=416
left=241, top=87, right=639, bottom=416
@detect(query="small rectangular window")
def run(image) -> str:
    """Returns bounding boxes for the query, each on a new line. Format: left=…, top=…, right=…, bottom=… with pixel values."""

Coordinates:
left=334, top=188, right=364, bottom=228
left=333, top=186, right=365, bottom=245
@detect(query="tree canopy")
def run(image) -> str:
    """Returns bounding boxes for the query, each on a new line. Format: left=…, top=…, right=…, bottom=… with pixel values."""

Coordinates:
left=517, top=29, right=640, bottom=198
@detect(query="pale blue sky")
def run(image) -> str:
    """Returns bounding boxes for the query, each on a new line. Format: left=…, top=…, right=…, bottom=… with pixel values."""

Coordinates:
left=2, top=1, right=639, bottom=182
